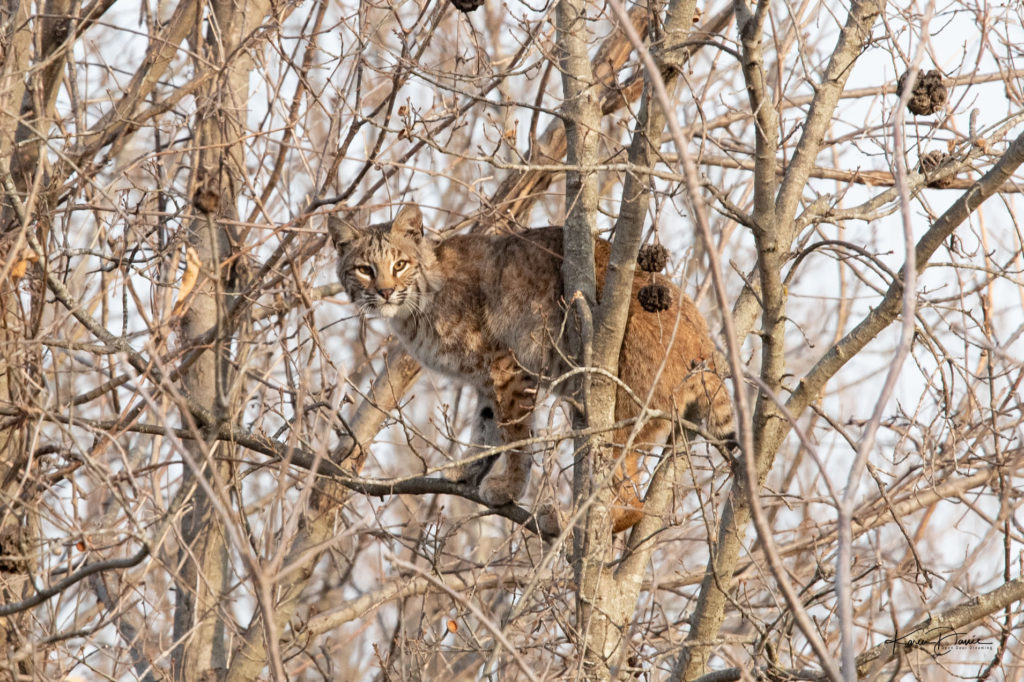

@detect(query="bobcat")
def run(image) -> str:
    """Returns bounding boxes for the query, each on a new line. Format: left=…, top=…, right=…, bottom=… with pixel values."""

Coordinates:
left=328, top=204, right=734, bottom=532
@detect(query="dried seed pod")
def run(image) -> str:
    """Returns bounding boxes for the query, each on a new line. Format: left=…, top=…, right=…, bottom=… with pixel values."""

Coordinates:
left=637, top=244, right=669, bottom=273
left=897, top=69, right=947, bottom=116
left=451, top=0, right=483, bottom=12
left=918, top=150, right=955, bottom=188
left=638, top=283, right=672, bottom=312
left=193, top=187, right=220, bottom=214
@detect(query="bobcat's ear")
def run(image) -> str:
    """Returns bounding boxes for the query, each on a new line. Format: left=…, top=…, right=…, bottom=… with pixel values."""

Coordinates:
left=326, top=214, right=359, bottom=252
left=391, top=204, right=423, bottom=240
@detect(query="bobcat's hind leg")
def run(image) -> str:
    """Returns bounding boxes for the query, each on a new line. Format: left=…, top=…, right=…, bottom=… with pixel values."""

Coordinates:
left=477, top=353, right=536, bottom=507
left=610, top=419, right=673, bottom=533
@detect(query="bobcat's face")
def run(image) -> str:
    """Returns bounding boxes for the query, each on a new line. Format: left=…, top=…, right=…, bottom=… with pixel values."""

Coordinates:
left=342, top=240, right=421, bottom=318
left=328, top=205, right=437, bottom=319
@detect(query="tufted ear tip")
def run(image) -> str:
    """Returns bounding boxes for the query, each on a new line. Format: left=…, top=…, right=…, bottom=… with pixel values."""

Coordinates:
left=391, top=204, right=423, bottom=239
left=326, top=214, right=359, bottom=251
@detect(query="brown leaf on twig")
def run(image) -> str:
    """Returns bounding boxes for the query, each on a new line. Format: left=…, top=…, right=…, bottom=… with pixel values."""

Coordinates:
left=9, top=248, right=37, bottom=282
left=172, top=246, right=201, bottom=316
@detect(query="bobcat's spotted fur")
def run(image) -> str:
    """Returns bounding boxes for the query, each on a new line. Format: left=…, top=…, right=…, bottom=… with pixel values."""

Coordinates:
left=329, top=204, right=734, bottom=532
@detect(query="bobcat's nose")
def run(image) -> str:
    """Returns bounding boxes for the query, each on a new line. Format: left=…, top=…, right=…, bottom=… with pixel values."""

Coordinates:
left=377, top=287, right=395, bottom=301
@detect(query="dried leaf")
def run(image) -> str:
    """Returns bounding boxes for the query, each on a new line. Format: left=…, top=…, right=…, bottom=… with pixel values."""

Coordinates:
left=9, top=249, right=37, bottom=282
left=172, top=246, right=201, bottom=316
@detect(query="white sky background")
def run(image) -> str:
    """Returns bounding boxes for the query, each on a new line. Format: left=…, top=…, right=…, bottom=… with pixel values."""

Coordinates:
left=42, top=0, right=1024, bottom=676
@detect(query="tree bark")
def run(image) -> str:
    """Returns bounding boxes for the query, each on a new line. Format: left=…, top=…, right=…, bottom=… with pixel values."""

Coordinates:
left=171, top=1, right=274, bottom=678
left=555, top=0, right=619, bottom=676
left=674, top=2, right=885, bottom=677
left=0, top=2, right=71, bottom=677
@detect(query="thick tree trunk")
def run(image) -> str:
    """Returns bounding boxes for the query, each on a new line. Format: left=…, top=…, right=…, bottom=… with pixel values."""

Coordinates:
left=556, top=0, right=618, bottom=676
left=0, top=2, right=71, bottom=676
left=674, top=2, right=885, bottom=677
left=171, top=1, right=273, bottom=677
left=559, top=0, right=701, bottom=676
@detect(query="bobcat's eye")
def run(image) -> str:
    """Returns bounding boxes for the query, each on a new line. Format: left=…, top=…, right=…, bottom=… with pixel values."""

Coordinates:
left=393, top=260, right=409, bottom=274
left=354, top=265, right=374, bottom=278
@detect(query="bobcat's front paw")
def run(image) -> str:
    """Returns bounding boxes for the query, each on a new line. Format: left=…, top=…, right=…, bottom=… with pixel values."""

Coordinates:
left=446, top=453, right=498, bottom=485
left=477, top=452, right=531, bottom=507
left=478, top=475, right=518, bottom=507
left=535, top=502, right=560, bottom=537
